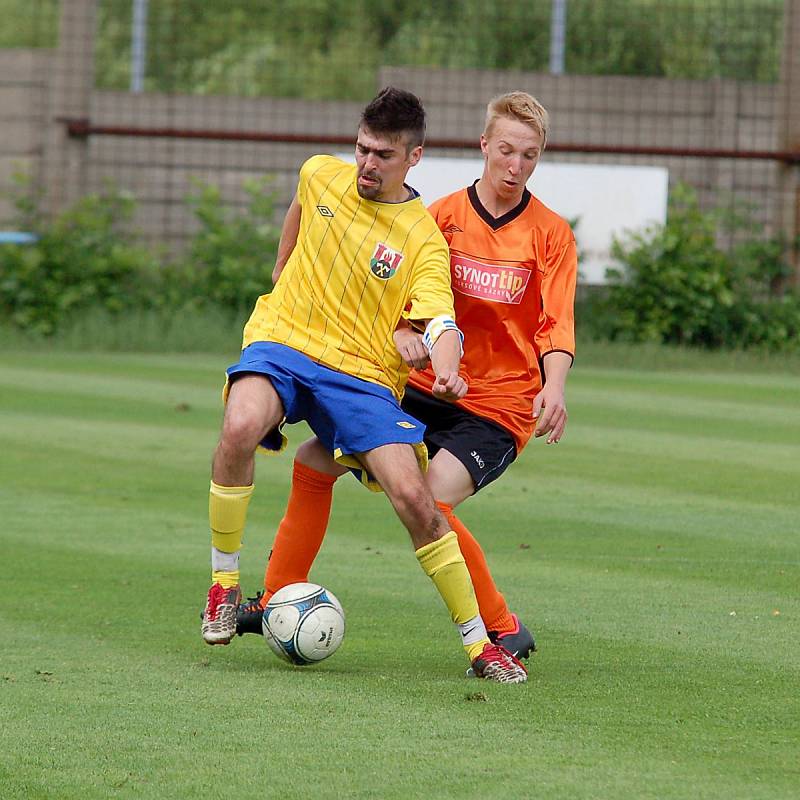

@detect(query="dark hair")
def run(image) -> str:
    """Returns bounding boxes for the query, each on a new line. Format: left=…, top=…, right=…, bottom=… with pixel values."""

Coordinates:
left=359, top=87, right=426, bottom=150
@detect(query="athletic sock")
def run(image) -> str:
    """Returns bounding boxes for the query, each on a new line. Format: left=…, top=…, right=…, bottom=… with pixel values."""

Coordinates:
left=415, top=530, right=491, bottom=661
left=209, top=481, right=253, bottom=588
left=262, top=460, right=337, bottom=606
left=437, top=501, right=516, bottom=635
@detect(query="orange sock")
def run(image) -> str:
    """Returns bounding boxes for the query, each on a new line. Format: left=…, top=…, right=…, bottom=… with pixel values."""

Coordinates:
left=262, top=460, right=337, bottom=606
left=436, top=501, right=515, bottom=634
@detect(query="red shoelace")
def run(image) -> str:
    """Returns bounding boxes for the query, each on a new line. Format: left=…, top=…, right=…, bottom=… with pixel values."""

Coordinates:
left=205, top=583, right=228, bottom=621
left=479, top=643, right=527, bottom=673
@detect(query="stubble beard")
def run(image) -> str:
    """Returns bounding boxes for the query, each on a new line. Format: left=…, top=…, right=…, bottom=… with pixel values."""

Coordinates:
left=356, top=170, right=382, bottom=200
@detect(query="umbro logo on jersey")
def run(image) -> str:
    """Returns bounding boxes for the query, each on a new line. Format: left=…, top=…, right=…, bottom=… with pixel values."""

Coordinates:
left=370, top=242, right=404, bottom=280
left=317, top=205, right=334, bottom=217
left=443, top=224, right=463, bottom=233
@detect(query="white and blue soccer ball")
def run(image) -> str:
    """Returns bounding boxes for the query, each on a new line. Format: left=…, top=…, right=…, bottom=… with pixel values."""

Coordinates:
left=262, top=582, right=345, bottom=665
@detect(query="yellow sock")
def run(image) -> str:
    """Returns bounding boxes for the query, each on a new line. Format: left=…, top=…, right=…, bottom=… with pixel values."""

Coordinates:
left=209, top=481, right=253, bottom=587
left=416, top=531, right=491, bottom=661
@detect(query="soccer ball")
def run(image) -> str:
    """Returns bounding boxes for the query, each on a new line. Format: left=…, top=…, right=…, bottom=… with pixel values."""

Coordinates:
left=262, top=582, right=345, bottom=665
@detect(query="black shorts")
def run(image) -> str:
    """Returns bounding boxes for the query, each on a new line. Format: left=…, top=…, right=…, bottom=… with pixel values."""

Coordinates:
left=401, top=386, right=517, bottom=493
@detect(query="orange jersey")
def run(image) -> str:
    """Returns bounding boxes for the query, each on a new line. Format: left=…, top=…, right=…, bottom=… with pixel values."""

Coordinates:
left=408, top=183, right=577, bottom=452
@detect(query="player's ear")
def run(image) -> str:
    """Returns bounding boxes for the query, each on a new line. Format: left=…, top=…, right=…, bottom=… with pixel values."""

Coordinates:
left=480, top=134, right=489, bottom=157
left=407, top=145, right=423, bottom=168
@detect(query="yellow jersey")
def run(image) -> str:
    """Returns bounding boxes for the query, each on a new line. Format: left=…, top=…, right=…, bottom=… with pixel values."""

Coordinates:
left=243, top=155, right=453, bottom=398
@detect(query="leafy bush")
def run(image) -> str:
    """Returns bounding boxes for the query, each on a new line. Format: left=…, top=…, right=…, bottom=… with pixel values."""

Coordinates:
left=0, top=174, right=281, bottom=336
left=4, top=173, right=797, bottom=353
left=0, top=179, right=161, bottom=335
left=175, top=177, right=279, bottom=313
left=586, top=184, right=800, bottom=352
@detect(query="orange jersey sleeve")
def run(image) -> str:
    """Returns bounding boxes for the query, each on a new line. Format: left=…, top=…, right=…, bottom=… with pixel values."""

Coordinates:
left=408, top=184, right=577, bottom=453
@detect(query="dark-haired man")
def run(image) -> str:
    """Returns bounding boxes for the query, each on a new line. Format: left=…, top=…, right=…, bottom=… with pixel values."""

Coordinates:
left=200, top=87, right=527, bottom=684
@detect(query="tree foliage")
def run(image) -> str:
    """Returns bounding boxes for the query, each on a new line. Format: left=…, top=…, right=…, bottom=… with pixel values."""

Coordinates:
left=94, top=0, right=784, bottom=97
left=2, top=1, right=782, bottom=97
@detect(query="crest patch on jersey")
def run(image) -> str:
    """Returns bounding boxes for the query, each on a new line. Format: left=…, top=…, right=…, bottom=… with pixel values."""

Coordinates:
left=451, top=254, right=532, bottom=304
left=369, top=242, right=404, bottom=280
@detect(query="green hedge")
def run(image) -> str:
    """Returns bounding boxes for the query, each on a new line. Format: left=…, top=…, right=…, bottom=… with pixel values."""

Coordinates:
left=0, top=175, right=279, bottom=336
left=3, top=177, right=798, bottom=353
left=581, top=185, right=800, bottom=352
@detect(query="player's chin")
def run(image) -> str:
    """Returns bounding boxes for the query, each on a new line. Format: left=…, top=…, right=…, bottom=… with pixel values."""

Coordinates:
left=356, top=181, right=381, bottom=200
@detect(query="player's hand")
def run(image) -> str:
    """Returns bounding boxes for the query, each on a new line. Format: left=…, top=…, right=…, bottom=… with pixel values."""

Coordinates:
left=394, top=327, right=430, bottom=369
left=432, top=371, right=468, bottom=402
left=533, top=384, right=567, bottom=444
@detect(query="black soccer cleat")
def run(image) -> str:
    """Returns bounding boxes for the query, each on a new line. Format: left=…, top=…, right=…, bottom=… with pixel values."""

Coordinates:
left=489, top=613, right=537, bottom=661
left=236, top=590, right=267, bottom=637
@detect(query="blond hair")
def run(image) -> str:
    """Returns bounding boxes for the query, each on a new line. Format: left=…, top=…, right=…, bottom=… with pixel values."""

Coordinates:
left=484, top=91, right=549, bottom=149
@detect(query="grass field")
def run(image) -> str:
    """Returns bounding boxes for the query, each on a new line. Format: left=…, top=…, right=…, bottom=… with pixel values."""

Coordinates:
left=1, top=348, right=798, bottom=799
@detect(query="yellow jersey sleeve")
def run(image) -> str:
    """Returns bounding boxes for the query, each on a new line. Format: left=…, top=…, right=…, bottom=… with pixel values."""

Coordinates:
left=405, top=229, right=455, bottom=324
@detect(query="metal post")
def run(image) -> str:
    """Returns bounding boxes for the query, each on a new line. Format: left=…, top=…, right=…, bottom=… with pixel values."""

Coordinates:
left=776, top=0, right=800, bottom=283
left=131, top=0, right=148, bottom=92
left=43, top=0, right=96, bottom=215
left=550, top=0, right=567, bottom=75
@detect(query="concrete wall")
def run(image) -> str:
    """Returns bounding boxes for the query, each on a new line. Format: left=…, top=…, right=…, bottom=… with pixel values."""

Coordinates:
left=0, top=54, right=792, bottom=255
left=0, top=50, right=51, bottom=224
left=84, top=92, right=364, bottom=248
left=387, top=66, right=782, bottom=235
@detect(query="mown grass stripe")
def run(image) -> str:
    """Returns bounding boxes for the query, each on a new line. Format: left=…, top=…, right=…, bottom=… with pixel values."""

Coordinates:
left=1, top=349, right=798, bottom=799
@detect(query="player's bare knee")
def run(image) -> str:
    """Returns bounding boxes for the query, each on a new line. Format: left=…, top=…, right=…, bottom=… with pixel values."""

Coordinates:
left=220, top=411, right=265, bottom=457
left=295, top=439, right=317, bottom=464
left=388, top=480, right=438, bottom=528
left=294, top=438, right=344, bottom=475
left=387, top=476, right=422, bottom=510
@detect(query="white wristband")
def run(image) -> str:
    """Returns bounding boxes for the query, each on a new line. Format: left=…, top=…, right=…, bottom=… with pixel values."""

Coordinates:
left=422, top=315, right=464, bottom=357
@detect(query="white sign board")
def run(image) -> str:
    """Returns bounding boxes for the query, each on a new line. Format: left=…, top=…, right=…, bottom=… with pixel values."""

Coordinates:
left=337, top=153, right=669, bottom=284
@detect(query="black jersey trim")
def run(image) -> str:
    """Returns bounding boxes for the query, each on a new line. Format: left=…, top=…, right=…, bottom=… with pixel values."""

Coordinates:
left=538, top=348, right=575, bottom=383
left=362, top=183, right=421, bottom=205
left=467, top=180, right=532, bottom=231
left=541, top=347, right=575, bottom=365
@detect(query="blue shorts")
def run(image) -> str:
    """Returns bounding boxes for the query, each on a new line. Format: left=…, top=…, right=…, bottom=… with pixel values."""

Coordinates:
left=226, top=342, right=428, bottom=491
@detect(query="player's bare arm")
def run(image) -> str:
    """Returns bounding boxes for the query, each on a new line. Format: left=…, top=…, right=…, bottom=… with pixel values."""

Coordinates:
left=393, top=318, right=430, bottom=370
left=271, top=193, right=302, bottom=284
left=533, top=350, right=571, bottom=444
left=428, top=328, right=467, bottom=402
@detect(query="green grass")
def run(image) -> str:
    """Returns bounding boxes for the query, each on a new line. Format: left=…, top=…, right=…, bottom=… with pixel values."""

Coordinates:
left=4, top=308, right=800, bottom=373
left=1, top=348, right=798, bottom=799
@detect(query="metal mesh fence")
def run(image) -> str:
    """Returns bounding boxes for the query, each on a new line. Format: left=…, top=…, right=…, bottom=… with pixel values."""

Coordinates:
left=1, top=0, right=798, bottom=278
left=96, top=0, right=786, bottom=96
